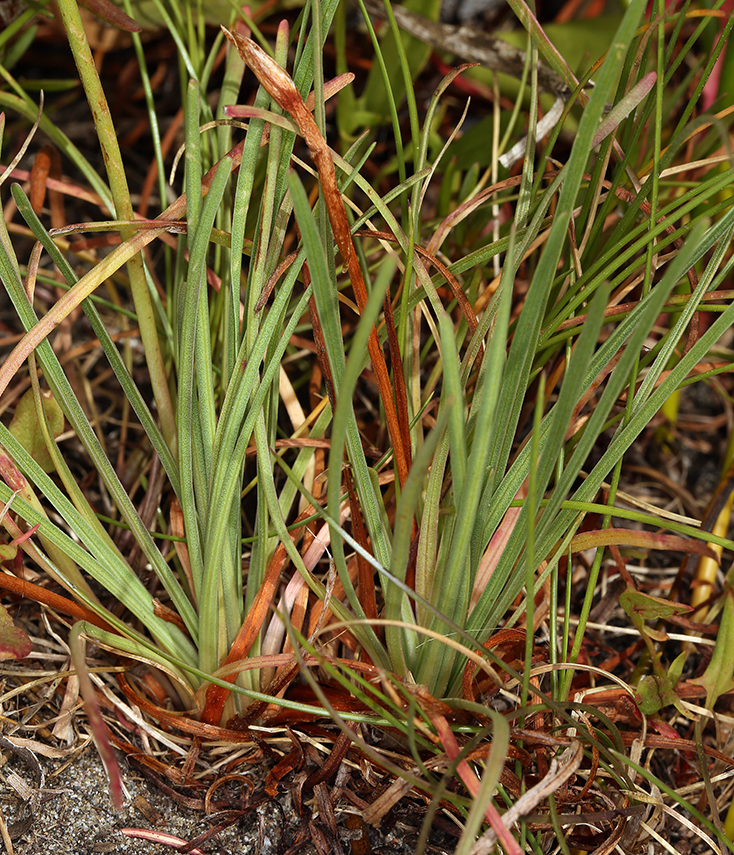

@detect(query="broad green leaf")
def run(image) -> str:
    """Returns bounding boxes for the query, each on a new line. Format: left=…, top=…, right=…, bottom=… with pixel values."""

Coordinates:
left=8, top=388, right=64, bottom=474
left=0, top=544, right=18, bottom=562
left=692, top=587, right=734, bottom=707
left=620, top=588, right=693, bottom=642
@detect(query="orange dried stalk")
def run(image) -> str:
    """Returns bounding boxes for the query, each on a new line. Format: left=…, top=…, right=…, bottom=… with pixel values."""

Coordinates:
left=221, top=25, right=412, bottom=491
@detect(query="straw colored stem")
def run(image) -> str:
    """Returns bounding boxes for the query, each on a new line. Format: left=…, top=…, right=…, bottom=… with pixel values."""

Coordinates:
left=55, top=0, right=176, bottom=453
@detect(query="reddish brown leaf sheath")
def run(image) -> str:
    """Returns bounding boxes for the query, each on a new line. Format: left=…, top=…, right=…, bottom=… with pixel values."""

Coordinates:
left=221, top=26, right=353, bottom=269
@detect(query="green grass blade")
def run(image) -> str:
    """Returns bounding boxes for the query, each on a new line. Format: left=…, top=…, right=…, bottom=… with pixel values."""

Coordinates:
left=288, top=170, right=392, bottom=572
left=0, top=435, right=197, bottom=665
left=9, top=185, right=180, bottom=495
left=177, top=156, right=232, bottom=601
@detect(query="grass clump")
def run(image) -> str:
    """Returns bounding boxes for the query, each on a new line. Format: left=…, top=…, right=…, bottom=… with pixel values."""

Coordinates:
left=1, top=0, right=734, bottom=850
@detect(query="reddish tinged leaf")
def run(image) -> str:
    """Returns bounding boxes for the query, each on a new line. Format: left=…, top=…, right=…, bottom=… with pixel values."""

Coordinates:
left=0, top=543, right=17, bottom=562
left=570, top=528, right=716, bottom=557
left=0, top=602, right=31, bottom=660
left=30, top=145, right=52, bottom=215
left=648, top=716, right=686, bottom=739
left=222, top=25, right=353, bottom=268
left=0, top=450, right=27, bottom=492
left=78, top=0, right=142, bottom=32
left=29, top=144, right=64, bottom=226
left=226, top=72, right=355, bottom=116
left=620, top=588, right=693, bottom=643
left=431, top=712, right=523, bottom=855
left=7, top=525, right=40, bottom=549
left=592, top=72, right=656, bottom=147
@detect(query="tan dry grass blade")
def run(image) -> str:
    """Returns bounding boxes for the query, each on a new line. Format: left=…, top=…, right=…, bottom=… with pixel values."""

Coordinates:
left=469, top=742, right=584, bottom=855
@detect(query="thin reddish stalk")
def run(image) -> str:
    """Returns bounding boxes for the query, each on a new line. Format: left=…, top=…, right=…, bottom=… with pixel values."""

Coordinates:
left=431, top=713, right=523, bottom=855
left=0, top=572, right=117, bottom=634
left=345, top=470, right=377, bottom=624
left=382, top=288, right=412, bottom=481
left=306, top=265, right=377, bottom=624
left=200, top=540, right=290, bottom=726
left=355, top=228, right=478, bottom=336
left=222, top=26, right=412, bottom=489
left=200, top=504, right=322, bottom=726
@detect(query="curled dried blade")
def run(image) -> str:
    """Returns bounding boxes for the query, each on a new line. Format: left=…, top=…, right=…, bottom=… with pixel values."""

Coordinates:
left=469, top=741, right=584, bottom=854
left=221, top=26, right=353, bottom=268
